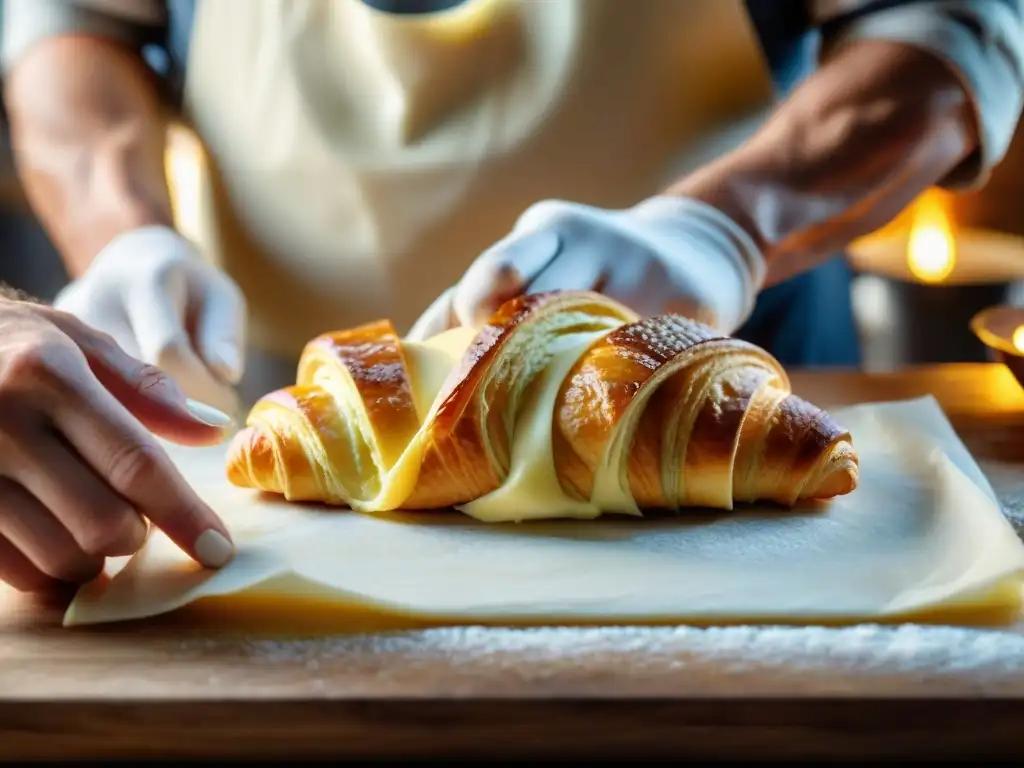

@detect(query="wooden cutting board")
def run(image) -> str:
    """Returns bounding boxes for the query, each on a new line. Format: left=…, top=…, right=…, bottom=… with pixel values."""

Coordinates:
left=4, top=363, right=1024, bottom=760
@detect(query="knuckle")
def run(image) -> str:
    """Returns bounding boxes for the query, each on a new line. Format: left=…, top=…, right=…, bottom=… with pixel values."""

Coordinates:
left=0, top=413, right=33, bottom=467
left=517, top=199, right=575, bottom=228
left=103, top=440, right=166, bottom=494
left=55, top=310, right=99, bottom=337
left=77, top=508, right=140, bottom=557
left=51, top=309, right=133, bottom=355
left=3, top=569, right=55, bottom=594
left=43, top=548, right=102, bottom=584
left=73, top=319, right=136, bottom=361
left=0, top=341, right=82, bottom=400
left=1, top=346, right=50, bottom=384
left=79, top=323, right=125, bottom=356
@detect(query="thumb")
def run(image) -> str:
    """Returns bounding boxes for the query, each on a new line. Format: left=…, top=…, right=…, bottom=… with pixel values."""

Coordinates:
left=53, top=311, right=235, bottom=446
left=193, top=271, right=246, bottom=385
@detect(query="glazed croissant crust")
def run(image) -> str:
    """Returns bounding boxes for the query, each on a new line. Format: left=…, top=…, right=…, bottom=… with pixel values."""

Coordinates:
left=226, top=291, right=858, bottom=521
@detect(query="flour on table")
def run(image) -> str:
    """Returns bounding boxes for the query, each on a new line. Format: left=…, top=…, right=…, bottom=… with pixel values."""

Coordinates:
left=172, top=623, right=1024, bottom=691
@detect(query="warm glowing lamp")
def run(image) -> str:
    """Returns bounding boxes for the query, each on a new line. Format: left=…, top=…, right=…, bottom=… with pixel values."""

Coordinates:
left=904, top=191, right=956, bottom=284
left=971, top=306, right=1024, bottom=394
left=851, top=188, right=1024, bottom=368
left=849, top=189, right=1024, bottom=285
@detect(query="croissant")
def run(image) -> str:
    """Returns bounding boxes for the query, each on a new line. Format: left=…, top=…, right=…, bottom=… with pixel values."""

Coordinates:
left=225, top=290, right=858, bottom=522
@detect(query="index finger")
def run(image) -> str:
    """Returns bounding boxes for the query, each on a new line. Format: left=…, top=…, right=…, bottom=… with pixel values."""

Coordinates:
left=52, top=310, right=234, bottom=446
left=48, top=354, right=235, bottom=570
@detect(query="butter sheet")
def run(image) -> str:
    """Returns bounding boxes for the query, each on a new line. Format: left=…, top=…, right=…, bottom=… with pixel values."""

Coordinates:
left=64, top=396, right=1024, bottom=628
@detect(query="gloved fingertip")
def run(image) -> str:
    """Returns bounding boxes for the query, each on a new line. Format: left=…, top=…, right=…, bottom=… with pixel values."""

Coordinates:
left=204, top=341, right=244, bottom=384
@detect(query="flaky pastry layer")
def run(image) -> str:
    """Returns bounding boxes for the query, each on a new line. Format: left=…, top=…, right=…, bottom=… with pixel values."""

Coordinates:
left=226, top=290, right=858, bottom=521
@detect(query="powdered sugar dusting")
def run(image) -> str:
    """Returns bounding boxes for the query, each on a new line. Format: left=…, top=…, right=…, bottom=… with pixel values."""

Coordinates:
left=240, top=623, right=1024, bottom=673
left=167, top=623, right=1024, bottom=696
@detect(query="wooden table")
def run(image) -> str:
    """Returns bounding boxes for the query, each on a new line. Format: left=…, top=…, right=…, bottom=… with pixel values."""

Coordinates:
left=5, top=363, right=1024, bottom=760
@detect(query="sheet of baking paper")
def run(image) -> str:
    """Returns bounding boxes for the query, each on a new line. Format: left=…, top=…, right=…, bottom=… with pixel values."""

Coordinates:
left=63, top=396, right=1024, bottom=628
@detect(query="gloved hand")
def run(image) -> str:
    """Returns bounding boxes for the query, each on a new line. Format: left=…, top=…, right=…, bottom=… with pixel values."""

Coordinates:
left=407, top=196, right=766, bottom=341
left=52, top=226, right=246, bottom=416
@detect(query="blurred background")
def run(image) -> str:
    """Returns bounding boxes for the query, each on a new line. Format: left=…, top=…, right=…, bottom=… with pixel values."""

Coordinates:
left=0, top=5, right=1021, bottom=372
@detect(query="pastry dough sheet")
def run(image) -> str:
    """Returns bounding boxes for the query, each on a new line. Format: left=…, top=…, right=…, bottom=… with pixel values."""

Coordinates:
left=64, top=396, right=1024, bottom=628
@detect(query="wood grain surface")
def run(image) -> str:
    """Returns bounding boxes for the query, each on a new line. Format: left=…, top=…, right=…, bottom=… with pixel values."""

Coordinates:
left=4, top=363, right=1024, bottom=760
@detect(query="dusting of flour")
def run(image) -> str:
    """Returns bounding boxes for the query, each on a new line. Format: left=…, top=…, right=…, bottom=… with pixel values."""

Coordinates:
left=176, top=623, right=1024, bottom=696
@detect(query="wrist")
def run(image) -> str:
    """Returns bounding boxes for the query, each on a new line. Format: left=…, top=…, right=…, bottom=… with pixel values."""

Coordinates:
left=666, top=153, right=771, bottom=245
left=60, top=203, right=176, bottom=276
left=629, top=194, right=766, bottom=331
left=101, top=224, right=197, bottom=255
left=58, top=169, right=176, bottom=277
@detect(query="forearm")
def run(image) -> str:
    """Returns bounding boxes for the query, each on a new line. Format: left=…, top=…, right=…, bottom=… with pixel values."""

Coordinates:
left=4, top=35, right=173, bottom=277
left=669, top=39, right=982, bottom=287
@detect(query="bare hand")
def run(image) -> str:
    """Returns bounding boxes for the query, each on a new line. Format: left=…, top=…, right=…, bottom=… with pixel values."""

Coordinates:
left=0, top=294, right=235, bottom=593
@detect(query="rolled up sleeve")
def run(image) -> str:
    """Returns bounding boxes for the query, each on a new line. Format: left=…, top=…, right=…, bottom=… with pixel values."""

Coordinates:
left=812, top=0, right=1024, bottom=190
left=1, top=0, right=166, bottom=73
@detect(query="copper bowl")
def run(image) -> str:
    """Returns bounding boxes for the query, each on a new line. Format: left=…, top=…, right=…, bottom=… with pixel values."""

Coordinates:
left=970, top=304, right=1024, bottom=389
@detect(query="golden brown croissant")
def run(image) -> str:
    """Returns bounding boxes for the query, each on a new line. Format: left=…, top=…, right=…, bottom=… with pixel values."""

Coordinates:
left=226, top=290, right=858, bottom=521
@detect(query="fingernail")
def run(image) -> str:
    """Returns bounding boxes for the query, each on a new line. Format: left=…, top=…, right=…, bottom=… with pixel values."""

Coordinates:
left=194, top=529, right=235, bottom=569
left=186, top=398, right=234, bottom=428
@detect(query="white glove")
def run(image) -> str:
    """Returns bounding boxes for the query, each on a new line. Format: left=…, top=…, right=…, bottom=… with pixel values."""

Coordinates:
left=407, top=196, right=766, bottom=341
left=52, top=226, right=246, bottom=416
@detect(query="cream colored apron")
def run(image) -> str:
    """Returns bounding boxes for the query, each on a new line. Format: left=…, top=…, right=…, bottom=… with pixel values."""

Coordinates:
left=179, top=0, right=774, bottom=369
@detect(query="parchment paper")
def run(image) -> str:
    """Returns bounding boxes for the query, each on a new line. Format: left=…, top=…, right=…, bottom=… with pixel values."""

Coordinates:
left=63, top=396, right=1024, bottom=628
